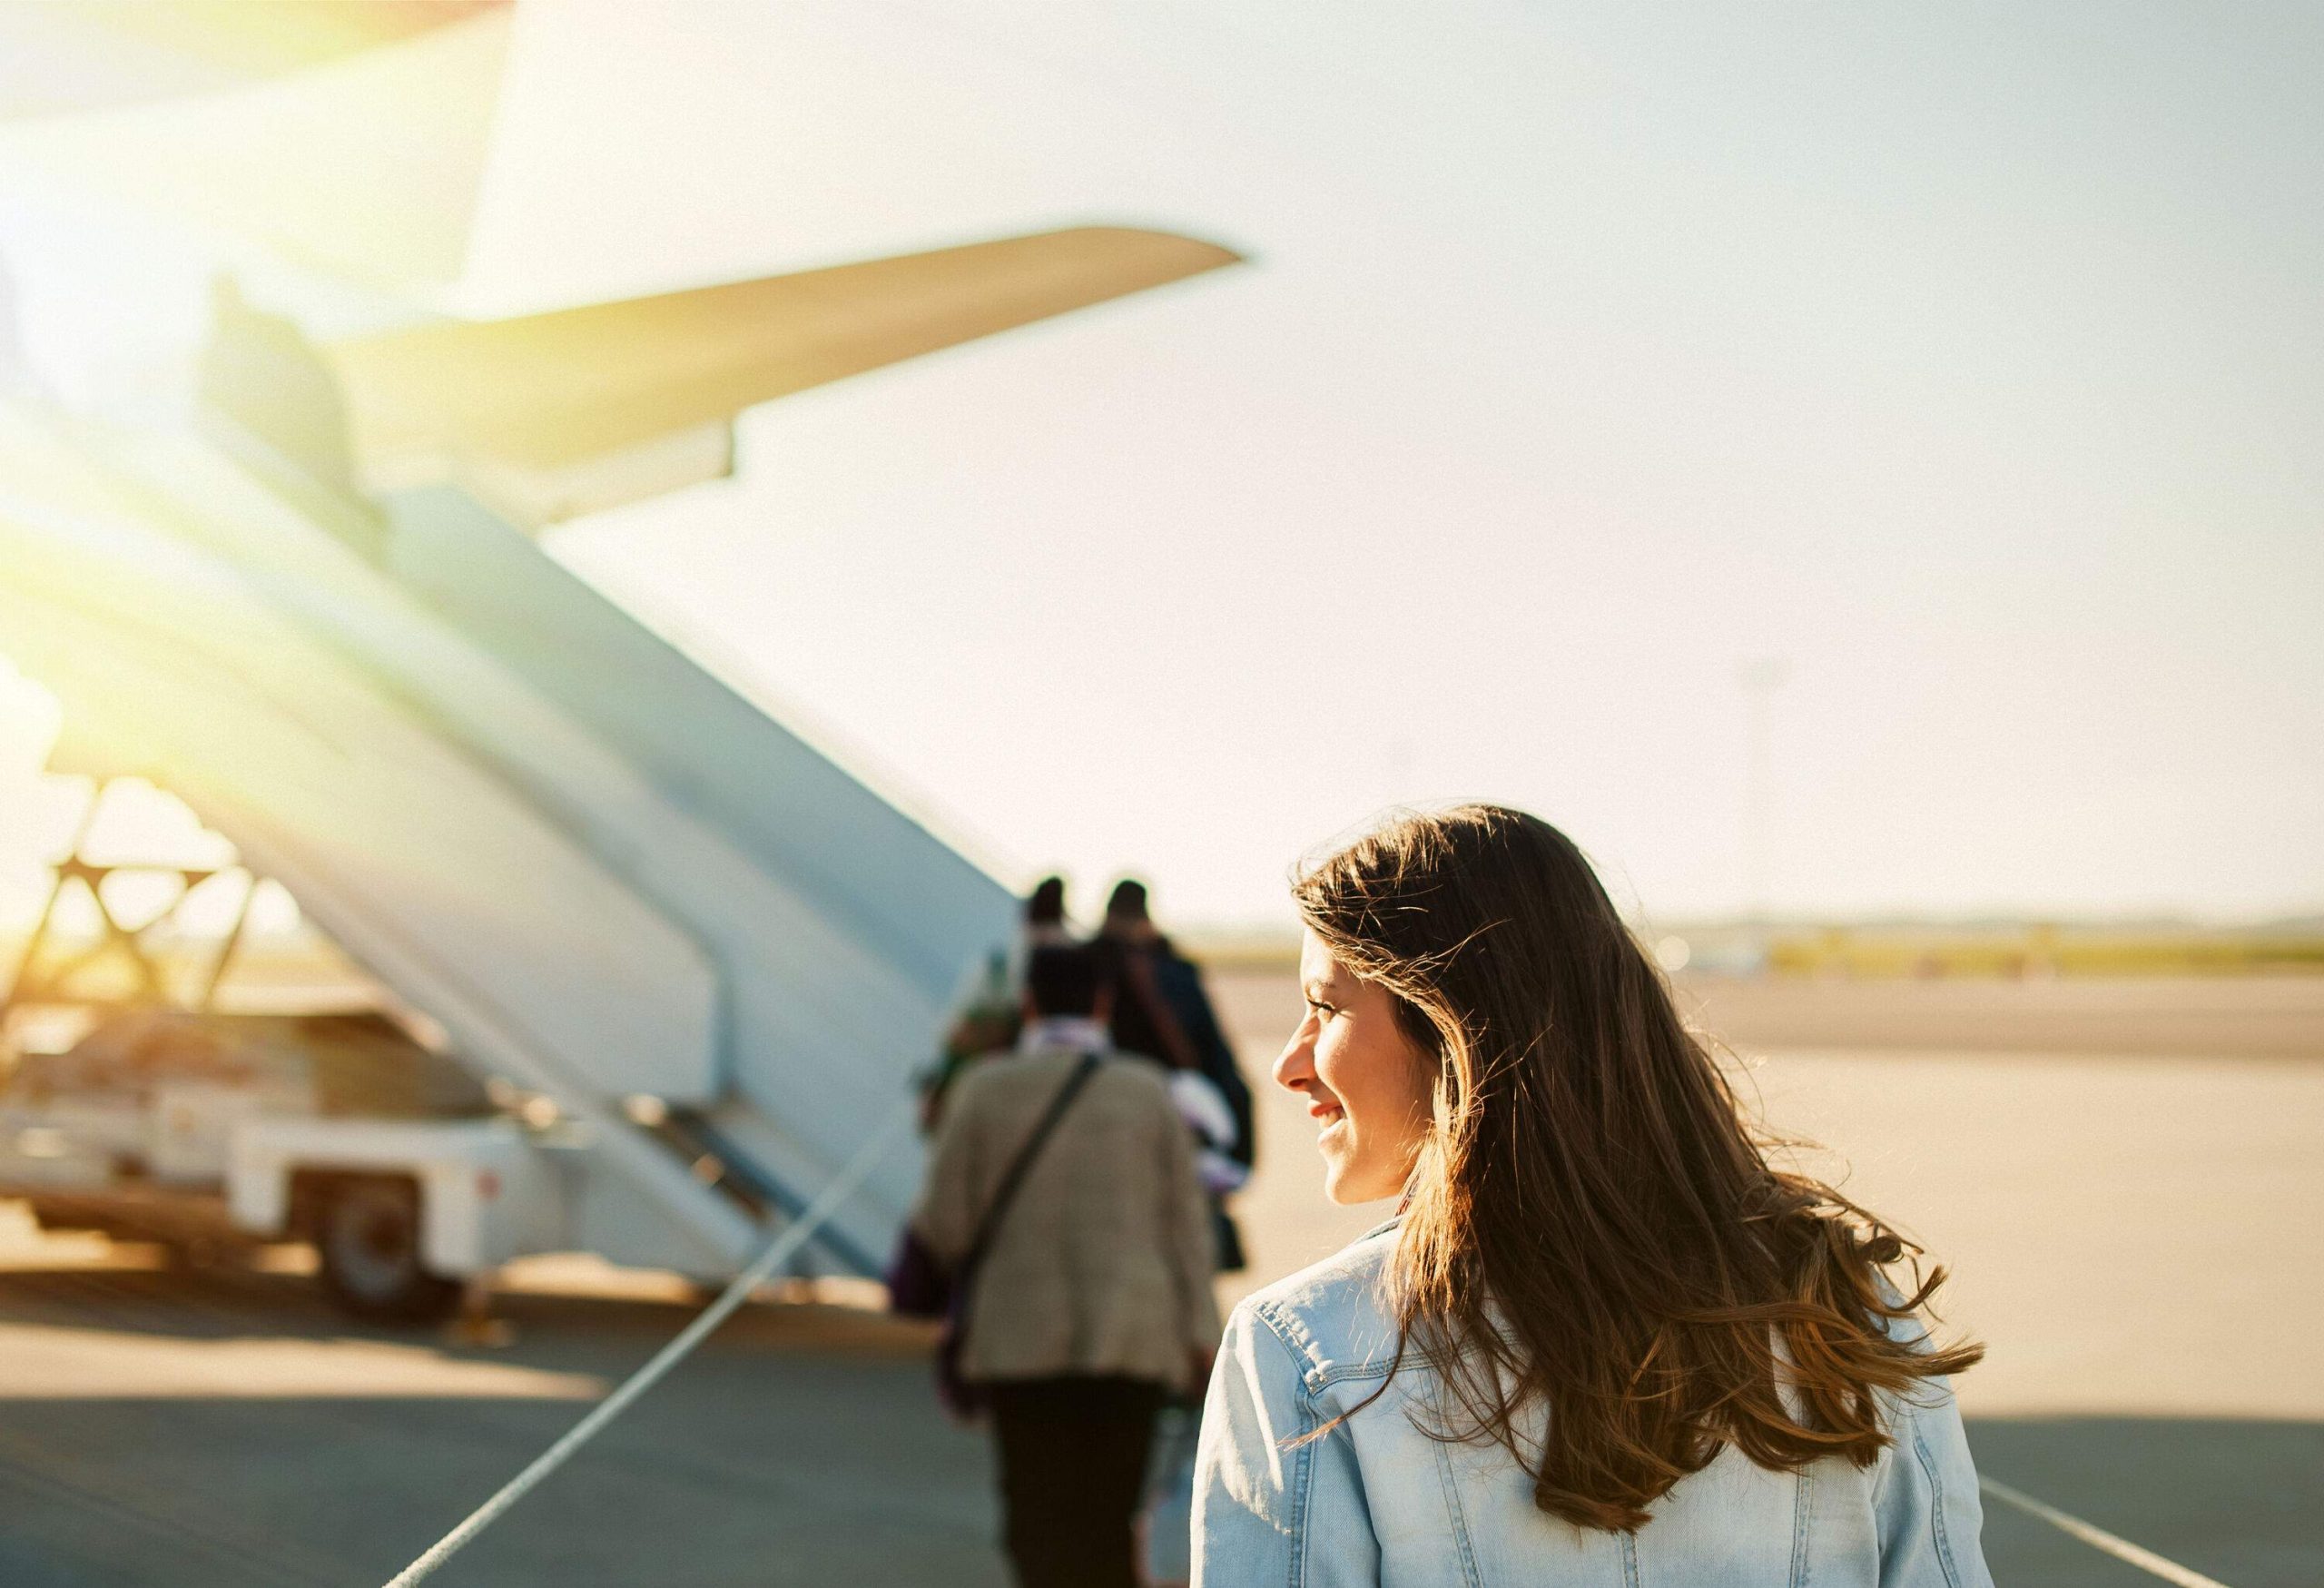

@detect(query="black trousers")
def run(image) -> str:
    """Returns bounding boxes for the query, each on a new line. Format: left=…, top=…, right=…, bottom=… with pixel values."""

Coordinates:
left=985, top=1375, right=1167, bottom=1588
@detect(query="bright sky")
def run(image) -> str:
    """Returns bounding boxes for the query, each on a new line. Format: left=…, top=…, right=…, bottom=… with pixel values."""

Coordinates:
left=7, top=2, right=2322, bottom=931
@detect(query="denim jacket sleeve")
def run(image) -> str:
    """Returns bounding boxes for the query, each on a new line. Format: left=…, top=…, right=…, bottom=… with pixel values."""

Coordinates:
left=1873, top=1381, right=1995, bottom=1588
left=1191, top=1297, right=1380, bottom=1588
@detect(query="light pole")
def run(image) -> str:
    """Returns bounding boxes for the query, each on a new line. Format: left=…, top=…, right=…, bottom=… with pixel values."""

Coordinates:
left=1738, top=656, right=1789, bottom=972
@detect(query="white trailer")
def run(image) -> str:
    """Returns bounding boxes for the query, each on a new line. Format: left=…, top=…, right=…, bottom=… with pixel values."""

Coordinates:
left=0, top=1002, right=707, bottom=1321
left=228, top=1116, right=590, bottom=1321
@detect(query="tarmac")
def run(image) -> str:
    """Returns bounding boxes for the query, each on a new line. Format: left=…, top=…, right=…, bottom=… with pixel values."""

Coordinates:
left=0, top=971, right=2318, bottom=1586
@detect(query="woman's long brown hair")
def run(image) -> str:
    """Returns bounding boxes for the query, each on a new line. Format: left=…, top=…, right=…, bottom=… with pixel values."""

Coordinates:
left=1293, top=804, right=1982, bottom=1532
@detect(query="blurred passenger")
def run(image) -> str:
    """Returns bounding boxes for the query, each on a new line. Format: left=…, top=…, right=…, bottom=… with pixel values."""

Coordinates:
left=1194, top=806, right=1993, bottom=1586
left=1094, top=879, right=1256, bottom=1270
left=911, top=943, right=1219, bottom=1588
left=1020, top=874, right=1073, bottom=949
left=921, top=875, right=1074, bottom=1130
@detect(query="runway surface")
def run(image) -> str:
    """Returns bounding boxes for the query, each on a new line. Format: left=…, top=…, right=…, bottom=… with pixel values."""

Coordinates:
left=1, top=972, right=2318, bottom=1585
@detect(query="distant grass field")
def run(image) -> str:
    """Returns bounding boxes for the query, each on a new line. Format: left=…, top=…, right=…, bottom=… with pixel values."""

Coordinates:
left=1191, top=923, right=2324, bottom=979
left=1762, top=924, right=2324, bottom=979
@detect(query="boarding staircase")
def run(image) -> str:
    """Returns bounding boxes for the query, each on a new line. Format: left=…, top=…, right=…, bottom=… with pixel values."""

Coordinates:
left=0, top=409, right=997, bottom=1273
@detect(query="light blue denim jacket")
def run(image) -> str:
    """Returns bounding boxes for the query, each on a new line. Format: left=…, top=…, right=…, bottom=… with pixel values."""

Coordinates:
left=1192, top=1223, right=1993, bottom=1588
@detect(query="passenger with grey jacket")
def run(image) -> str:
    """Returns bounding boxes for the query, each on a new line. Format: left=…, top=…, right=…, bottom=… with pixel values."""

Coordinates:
left=913, top=942, right=1219, bottom=1588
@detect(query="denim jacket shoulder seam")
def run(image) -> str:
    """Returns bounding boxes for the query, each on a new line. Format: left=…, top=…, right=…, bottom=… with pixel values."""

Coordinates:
left=1248, top=1299, right=1327, bottom=1380
left=1249, top=1297, right=1396, bottom=1393
left=1250, top=1293, right=1404, bottom=1393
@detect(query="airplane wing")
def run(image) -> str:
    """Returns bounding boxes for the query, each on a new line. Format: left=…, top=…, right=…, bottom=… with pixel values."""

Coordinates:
left=204, top=225, right=1244, bottom=526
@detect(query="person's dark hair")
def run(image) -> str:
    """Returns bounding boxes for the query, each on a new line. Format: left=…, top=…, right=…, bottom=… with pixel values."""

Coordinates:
left=1026, top=875, right=1068, bottom=928
left=1103, top=878, right=1149, bottom=922
left=1023, top=943, right=1110, bottom=1019
left=1293, top=804, right=1982, bottom=1533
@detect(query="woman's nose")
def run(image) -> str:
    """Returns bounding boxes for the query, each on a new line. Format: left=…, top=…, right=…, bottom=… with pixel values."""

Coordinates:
left=1274, top=1018, right=1318, bottom=1092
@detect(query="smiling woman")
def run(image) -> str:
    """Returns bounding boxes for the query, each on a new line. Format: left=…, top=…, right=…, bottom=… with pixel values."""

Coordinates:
left=1193, top=804, right=1993, bottom=1588
left=1276, top=932, right=1434, bottom=1205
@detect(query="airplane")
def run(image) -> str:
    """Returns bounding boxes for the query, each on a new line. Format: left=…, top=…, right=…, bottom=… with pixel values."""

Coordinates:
left=0, top=1, right=1243, bottom=1317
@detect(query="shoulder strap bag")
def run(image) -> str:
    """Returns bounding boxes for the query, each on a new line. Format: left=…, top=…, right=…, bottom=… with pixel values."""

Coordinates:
left=934, top=1051, right=1103, bottom=1417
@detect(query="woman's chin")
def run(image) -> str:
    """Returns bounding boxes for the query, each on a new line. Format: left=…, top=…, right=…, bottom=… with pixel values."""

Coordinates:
left=1321, top=1157, right=1394, bottom=1207
left=1319, top=1154, right=1357, bottom=1205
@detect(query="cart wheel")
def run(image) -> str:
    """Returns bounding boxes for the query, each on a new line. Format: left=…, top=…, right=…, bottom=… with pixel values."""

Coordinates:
left=315, top=1176, right=461, bottom=1324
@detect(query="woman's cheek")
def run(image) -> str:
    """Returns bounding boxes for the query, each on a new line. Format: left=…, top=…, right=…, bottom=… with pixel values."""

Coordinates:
left=1315, top=1032, right=1352, bottom=1104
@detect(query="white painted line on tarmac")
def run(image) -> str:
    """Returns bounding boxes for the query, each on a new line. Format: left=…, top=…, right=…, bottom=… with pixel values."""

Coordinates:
left=1981, top=1477, right=2233, bottom=1588
left=381, top=1106, right=914, bottom=1588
